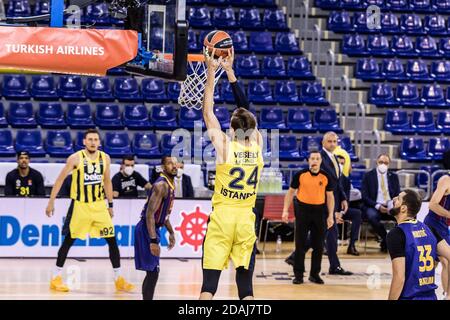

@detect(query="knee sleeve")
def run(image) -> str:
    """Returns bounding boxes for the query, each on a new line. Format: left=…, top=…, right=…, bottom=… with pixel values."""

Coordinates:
left=201, top=269, right=221, bottom=296
left=105, top=237, right=121, bottom=269
left=142, top=270, right=159, bottom=300
left=236, top=267, right=253, bottom=300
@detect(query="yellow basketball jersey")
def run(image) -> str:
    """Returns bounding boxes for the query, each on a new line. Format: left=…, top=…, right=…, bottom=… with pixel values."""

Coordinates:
left=70, top=150, right=106, bottom=203
left=211, top=140, right=264, bottom=209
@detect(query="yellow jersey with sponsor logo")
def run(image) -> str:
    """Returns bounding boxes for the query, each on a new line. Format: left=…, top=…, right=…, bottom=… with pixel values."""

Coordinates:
left=212, top=140, right=264, bottom=209
left=70, top=150, right=106, bottom=203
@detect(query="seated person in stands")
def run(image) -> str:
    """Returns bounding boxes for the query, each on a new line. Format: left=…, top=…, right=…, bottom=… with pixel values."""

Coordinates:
left=112, top=155, right=151, bottom=198
left=361, top=153, right=400, bottom=253
left=5, top=151, right=45, bottom=197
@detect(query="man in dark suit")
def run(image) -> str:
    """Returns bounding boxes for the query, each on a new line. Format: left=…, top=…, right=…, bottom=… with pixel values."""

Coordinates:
left=174, top=161, right=194, bottom=198
left=320, top=132, right=353, bottom=275
left=361, top=153, right=401, bottom=252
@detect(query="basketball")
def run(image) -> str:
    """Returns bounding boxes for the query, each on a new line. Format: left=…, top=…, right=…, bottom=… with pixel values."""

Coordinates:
left=203, top=30, right=233, bottom=59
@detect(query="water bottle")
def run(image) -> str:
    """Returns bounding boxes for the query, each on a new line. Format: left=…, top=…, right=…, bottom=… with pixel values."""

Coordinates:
left=276, top=235, right=282, bottom=253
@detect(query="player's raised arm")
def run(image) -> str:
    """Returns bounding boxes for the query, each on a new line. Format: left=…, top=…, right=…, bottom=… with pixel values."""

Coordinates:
left=429, top=176, right=450, bottom=218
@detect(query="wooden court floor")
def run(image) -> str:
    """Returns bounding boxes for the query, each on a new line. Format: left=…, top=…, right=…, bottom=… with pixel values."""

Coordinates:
left=0, top=242, right=445, bottom=300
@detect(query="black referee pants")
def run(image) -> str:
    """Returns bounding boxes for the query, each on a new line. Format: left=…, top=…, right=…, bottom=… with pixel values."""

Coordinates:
left=293, top=200, right=327, bottom=278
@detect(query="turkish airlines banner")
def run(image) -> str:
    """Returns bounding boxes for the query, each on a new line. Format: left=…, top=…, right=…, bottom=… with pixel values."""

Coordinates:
left=0, top=26, right=138, bottom=75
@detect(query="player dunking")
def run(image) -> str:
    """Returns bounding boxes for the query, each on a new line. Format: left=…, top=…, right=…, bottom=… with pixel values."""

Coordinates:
left=199, top=48, right=263, bottom=300
left=45, top=128, right=134, bottom=293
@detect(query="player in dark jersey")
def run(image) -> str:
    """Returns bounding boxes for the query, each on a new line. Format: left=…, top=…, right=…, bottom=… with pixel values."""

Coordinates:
left=134, top=156, right=177, bottom=300
left=387, top=189, right=450, bottom=300
left=424, top=174, right=450, bottom=296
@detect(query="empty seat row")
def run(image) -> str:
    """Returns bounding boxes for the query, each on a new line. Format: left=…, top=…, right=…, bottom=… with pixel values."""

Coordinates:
left=329, top=11, right=450, bottom=35
left=369, top=83, right=450, bottom=108
left=384, top=110, right=450, bottom=134
left=342, top=34, right=450, bottom=58
left=187, top=0, right=276, bottom=7
left=355, top=58, right=450, bottom=82
left=316, top=0, right=450, bottom=13
left=416, top=165, right=448, bottom=189
left=400, top=137, right=449, bottom=161
left=191, top=30, right=301, bottom=54
left=188, top=7, right=287, bottom=30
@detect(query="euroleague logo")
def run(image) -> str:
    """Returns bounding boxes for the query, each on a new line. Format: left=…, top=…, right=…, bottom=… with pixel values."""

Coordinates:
left=175, top=206, right=208, bottom=251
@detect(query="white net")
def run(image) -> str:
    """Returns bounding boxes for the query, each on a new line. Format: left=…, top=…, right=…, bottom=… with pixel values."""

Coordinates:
left=178, top=58, right=225, bottom=109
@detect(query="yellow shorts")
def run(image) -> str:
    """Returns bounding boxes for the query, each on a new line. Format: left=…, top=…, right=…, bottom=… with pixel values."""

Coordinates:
left=202, top=206, right=257, bottom=270
left=65, top=200, right=114, bottom=240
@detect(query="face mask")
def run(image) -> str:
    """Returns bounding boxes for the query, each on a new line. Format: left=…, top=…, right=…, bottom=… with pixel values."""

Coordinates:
left=378, top=164, right=388, bottom=174
left=177, top=168, right=184, bottom=178
left=124, top=166, right=134, bottom=176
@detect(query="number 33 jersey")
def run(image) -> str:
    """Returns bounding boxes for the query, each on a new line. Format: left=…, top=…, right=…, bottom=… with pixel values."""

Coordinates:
left=212, top=140, right=264, bottom=209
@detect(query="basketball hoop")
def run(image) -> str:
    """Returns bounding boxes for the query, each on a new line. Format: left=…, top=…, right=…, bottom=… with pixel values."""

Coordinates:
left=177, top=53, right=225, bottom=110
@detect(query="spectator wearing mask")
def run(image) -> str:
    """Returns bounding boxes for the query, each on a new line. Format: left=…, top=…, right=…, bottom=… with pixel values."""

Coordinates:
left=5, top=151, right=45, bottom=197
left=361, top=153, right=400, bottom=252
left=112, top=155, right=151, bottom=198
left=174, top=162, right=194, bottom=198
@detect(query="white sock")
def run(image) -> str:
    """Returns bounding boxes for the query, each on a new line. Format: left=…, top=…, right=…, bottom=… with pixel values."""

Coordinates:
left=113, top=268, right=121, bottom=280
left=53, top=266, right=63, bottom=278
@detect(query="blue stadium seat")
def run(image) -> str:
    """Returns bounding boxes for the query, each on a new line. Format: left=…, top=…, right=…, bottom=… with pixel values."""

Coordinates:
left=34, top=0, right=50, bottom=15
left=316, top=0, right=341, bottom=9
left=95, top=104, right=123, bottom=129
left=406, top=59, right=433, bottom=82
left=350, top=170, right=365, bottom=189
left=367, top=35, right=392, bottom=56
left=85, top=2, right=110, bottom=25
left=58, top=76, right=85, bottom=101
left=366, top=0, right=387, bottom=7
left=386, top=0, right=409, bottom=11
left=341, top=34, right=367, bottom=56
left=151, top=105, right=178, bottom=129
left=427, top=137, right=449, bottom=160
left=230, top=0, right=253, bottom=6
left=436, top=111, right=450, bottom=133
left=248, top=80, right=274, bottom=104
left=410, top=0, right=434, bottom=12
left=396, top=83, right=423, bottom=107
left=8, top=102, right=36, bottom=128
left=30, top=75, right=58, bottom=100
left=411, top=110, right=439, bottom=134
left=214, top=105, right=230, bottom=129
left=179, top=108, right=204, bottom=129
left=339, top=136, right=358, bottom=161
left=355, top=58, right=382, bottom=80
left=37, top=103, right=66, bottom=129
left=424, top=15, right=447, bottom=36
left=400, top=137, right=431, bottom=161
left=381, top=13, right=400, bottom=34
left=416, top=165, right=440, bottom=189
left=249, top=32, right=273, bottom=53
left=188, top=29, right=200, bottom=51
left=274, top=32, right=301, bottom=54
left=0, top=130, right=15, bottom=156
left=167, top=82, right=181, bottom=101
left=114, top=78, right=142, bottom=102
left=422, top=84, right=446, bottom=107
left=133, top=133, right=161, bottom=159
left=15, top=130, right=45, bottom=157
left=220, top=82, right=236, bottom=103
left=67, top=103, right=94, bottom=129
left=74, top=131, right=87, bottom=151
left=259, top=107, right=286, bottom=130
left=392, top=35, right=417, bottom=57
left=230, top=31, right=249, bottom=53
left=431, top=60, right=450, bottom=82
left=2, top=75, right=29, bottom=99
left=369, top=83, right=397, bottom=106
left=299, top=82, right=328, bottom=105
left=274, top=80, right=300, bottom=104
left=142, top=78, right=169, bottom=102
left=85, top=77, right=114, bottom=102
left=262, top=56, right=286, bottom=78
left=381, top=58, right=406, bottom=81
left=160, top=134, right=191, bottom=158
left=213, top=7, right=237, bottom=29
left=254, top=0, right=276, bottom=7
left=416, top=36, right=439, bottom=58
left=7, top=0, right=31, bottom=17
left=279, top=135, right=301, bottom=160
left=103, top=132, right=131, bottom=157
left=0, top=103, right=7, bottom=128
left=328, top=11, right=353, bottom=32
left=235, top=55, right=261, bottom=78
left=287, top=108, right=315, bottom=132
left=401, top=14, right=424, bottom=35
left=300, top=135, right=322, bottom=158
left=263, top=9, right=287, bottom=30
left=188, top=7, right=212, bottom=28
left=287, top=56, right=314, bottom=79
left=439, top=38, right=450, bottom=58
left=123, top=104, right=151, bottom=130
left=106, top=67, right=127, bottom=75
left=435, top=0, right=450, bottom=12
left=342, top=0, right=364, bottom=9
left=354, top=13, right=378, bottom=33
left=45, top=130, right=74, bottom=157
left=384, top=109, right=413, bottom=134
left=314, top=108, right=342, bottom=133
left=206, top=0, right=230, bottom=6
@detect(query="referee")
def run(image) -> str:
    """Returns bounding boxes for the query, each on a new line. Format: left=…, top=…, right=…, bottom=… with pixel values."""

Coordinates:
left=282, top=151, right=335, bottom=285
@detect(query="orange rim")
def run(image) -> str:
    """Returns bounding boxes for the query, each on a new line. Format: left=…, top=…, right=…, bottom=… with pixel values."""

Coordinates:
left=162, top=53, right=205, bottom=62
